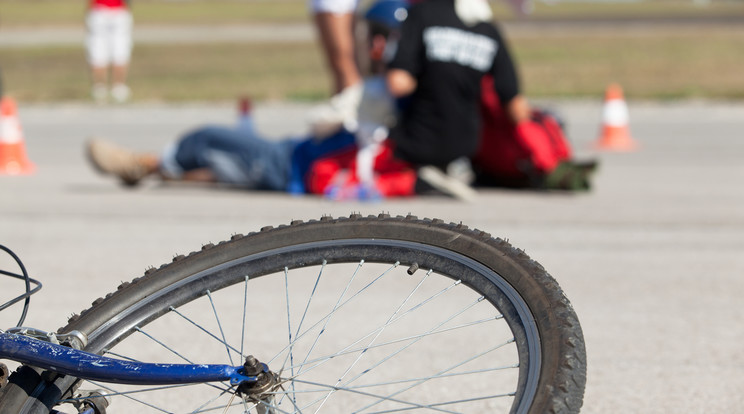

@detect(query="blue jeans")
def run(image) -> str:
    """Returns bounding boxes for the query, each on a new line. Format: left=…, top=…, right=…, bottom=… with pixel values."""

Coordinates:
left=161, top=126, right=298, bottom=191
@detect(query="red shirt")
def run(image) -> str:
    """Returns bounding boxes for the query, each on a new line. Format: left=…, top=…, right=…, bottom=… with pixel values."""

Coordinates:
left=90, top=0, right=127, bottom=9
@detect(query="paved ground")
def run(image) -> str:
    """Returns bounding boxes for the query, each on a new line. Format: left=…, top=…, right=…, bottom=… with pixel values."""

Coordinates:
left=1, top=99, right=743, bottom=412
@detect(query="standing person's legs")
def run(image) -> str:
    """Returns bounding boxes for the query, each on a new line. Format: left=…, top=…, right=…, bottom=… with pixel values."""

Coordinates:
left=110, top=9, right=133, bottom=102
left=311, top=0, right=361, bottom=94
left=85, top=9, right=111, bottom=103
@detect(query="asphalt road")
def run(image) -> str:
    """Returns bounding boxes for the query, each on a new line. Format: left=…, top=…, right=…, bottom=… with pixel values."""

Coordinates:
left=1, top=99, right=743, bottom=413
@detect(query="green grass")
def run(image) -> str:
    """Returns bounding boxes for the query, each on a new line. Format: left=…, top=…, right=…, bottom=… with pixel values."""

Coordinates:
left=131, top=42, right=331, bottom=101
left=1, top=42, right=331, bottom=102
left=514, top=29, right=744, bottom=100
left=522, top=0, right=744, bottom=20
left=4, top=28, right=743, bottom=103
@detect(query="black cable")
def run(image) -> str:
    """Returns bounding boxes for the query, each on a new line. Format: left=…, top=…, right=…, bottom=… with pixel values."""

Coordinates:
left=0, top=244, right=43, bottom=327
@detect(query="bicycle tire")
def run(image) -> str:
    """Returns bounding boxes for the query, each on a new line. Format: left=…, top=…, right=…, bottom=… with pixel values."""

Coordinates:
left=0, top=214, right=586, bottom=413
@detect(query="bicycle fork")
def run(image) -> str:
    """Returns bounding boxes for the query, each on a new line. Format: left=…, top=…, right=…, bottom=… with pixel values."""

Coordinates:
left=0, top=329, right=278, bottom=412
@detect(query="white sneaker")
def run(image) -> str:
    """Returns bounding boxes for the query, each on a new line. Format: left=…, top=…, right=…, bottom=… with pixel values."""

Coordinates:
left=92, top=84, right=108, bottom=104
left=446, top=157, right=475, bottom=185
left=417, top=165, right=478, bottom=202
left=110, top=84, right=131, bottom=103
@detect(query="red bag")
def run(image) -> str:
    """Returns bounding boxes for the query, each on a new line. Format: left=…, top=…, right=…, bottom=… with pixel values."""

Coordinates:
left=305, top=140, right=417, bottom=198
left=474, top=75, right=572, bottom=179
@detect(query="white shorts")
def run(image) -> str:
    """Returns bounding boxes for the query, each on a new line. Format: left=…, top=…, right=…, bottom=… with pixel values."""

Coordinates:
left=85, top=8, right=133, bottom=67
left=309, top=0, right=359, bottom=14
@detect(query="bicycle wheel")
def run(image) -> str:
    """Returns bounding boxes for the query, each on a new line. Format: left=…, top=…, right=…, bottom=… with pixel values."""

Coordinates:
left=0, top=214, right=586, bottom=413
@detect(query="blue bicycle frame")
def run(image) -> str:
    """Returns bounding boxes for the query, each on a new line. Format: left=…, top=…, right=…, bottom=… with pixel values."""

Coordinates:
left=0, top=332, right=258, bottom=386
left=2, top=243, right=261, bottom=389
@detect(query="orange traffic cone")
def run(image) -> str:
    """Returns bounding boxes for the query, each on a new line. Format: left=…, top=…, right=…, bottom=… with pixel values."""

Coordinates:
left=595, top=83, right=637, bottom=151
left=0, top=96, right=35, bottom=175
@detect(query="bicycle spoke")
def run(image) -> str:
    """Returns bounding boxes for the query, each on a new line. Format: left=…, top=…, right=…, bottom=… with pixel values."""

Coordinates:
left=290, top=261, right=327, bottom=371
left=272, top=261, right=401, bottom=377
left=169, top=306, right=243, bottom=358
left=220, top=393, right=237, bottom=414
left=293, top=261, right=327, bottom=347
left=311, top=269, right=434, bottom=413
left=290, top=378, right=459, bottom=414
left=104, top=350, right=140, bottom=362
left=82, top=381, right=174, bottom=414
left=207, top=290, right=235, bottom=366
left=297, top=260, right=401, bottom=360
left=132, top=316, right=235, bottom=400
left=284, top=315, right=504, bottom=373
left=395, top=279, right=463, bottom=324
left=241, top=397, right=251, bottom=414
left=274, top=261, right=326, bottom=410
left=282, top=293, right=487, bottom=414
left=271, top=384, right=306, bottom=414
left=191, top=399, right=259, bottom=414
left=135, top=326, right=194, bottom=364
left=338, top=297, right=487, bottom=406
left=60, top=383, right=225, bottom=402
left=291, top=260, right=366, bottom=368
left=338, top=269, right=433, bottom=378
left=353, top=340, right=516, bottom=413
left=281, top=384, right=306, bottom=414
left=274, top=260, right=395, bottom=412
left=63, top=380, right=235, bottom=414
left=345, top=361, right=518, bottom=390
left=280, top=275, right=469, bottom=380
left=269, top=260, right=367, bottom=368
left=191, top=384, right=235, bottom=414
left=99, top=346, right=230, bottom=396
left=365, top=393, right=516, bottom=414
left=241, top=275, right=249, bottom=360
left=283, top=266, right=299, bottom=407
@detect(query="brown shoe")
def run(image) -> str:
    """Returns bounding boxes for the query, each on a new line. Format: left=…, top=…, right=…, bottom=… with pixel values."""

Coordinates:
left=86, top=138, right=152, bottom=186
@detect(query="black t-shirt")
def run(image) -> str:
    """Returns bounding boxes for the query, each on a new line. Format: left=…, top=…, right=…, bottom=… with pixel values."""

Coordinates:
left=388, top=0, right=519, bottom=167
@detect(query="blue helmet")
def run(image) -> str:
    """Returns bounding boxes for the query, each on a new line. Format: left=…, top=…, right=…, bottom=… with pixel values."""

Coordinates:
left=364, top=0, right=409, bottom=31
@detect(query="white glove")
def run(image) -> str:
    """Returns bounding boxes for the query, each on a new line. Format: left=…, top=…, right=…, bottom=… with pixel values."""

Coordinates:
left=307, top=82, right=364, bottom=139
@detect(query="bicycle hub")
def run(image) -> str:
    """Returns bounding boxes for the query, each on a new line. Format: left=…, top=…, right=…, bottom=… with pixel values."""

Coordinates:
left=238, top=355, right=279, bottom=400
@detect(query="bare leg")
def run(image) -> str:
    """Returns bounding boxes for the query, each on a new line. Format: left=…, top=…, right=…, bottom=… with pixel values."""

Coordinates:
left=91, top=66, right=108, bottom=86
left=111, top=64, right=128, bottom=86
left=138, top=154, right=160, bottom=176
left=314, top=12, right=361, bottom=94
left=90, top=66, right=109, bottom=103
left=179, top=169, right=217, bottom=183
